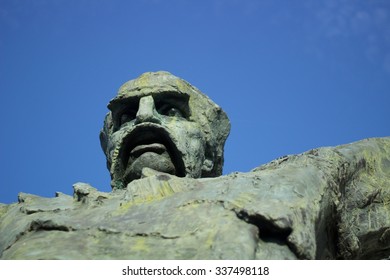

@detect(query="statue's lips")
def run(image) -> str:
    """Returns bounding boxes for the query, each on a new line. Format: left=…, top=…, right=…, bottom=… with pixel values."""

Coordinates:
left=129, top=143, right=166, bottom=158
left=118, top=124, right=185, bottom=177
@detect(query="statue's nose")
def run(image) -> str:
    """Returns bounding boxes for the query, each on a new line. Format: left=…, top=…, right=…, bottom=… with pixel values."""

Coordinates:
left=135, top=96, right=161, bottom=125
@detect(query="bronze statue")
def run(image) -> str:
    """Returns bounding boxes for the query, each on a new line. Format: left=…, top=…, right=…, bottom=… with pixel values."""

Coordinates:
left=100, top=71, right=230, bottom=189
left=0, top=72, right=389, bottom=259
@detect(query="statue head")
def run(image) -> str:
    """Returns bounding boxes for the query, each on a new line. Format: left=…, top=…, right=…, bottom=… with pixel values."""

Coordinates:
left=100, top=71, right=230, bottom=189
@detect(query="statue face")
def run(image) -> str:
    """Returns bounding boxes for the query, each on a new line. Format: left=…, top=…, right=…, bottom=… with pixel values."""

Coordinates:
left=110, top=92, right=205, bottom=183
left=100, top=72, right=230, bottom=189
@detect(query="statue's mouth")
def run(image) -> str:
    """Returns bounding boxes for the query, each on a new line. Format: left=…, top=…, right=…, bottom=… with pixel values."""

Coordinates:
left=118, top=124, right=185, bottom=181
left=129, top=143, right=166, bottom=158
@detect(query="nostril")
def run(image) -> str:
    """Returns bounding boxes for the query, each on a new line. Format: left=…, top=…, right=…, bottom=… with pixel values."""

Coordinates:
left=135, top=109, right=161, bottom=125
left=135, top=111, right=148, bottom=123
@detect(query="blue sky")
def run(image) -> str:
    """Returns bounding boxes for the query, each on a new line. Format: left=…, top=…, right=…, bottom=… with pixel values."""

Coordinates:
left=1, top=0, right=389, bottom=204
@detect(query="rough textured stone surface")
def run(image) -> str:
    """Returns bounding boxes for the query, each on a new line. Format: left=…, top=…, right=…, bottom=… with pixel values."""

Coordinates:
left=1, top=137, right=389, bottom=259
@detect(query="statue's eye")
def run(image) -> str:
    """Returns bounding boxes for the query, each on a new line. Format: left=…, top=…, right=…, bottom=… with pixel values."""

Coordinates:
left=119, top=111, right=136, bottom=126
left=158, top=105, right=184, bottom=118
left=166, top=107, right=183, bottom=117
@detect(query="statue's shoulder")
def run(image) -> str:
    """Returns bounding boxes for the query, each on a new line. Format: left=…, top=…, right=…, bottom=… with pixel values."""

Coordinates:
left=0, top=203, right=10, bottom=220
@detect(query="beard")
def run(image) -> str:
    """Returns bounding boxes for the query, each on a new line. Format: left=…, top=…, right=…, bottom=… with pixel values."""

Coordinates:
left=123, top=149, right=176, bottom=182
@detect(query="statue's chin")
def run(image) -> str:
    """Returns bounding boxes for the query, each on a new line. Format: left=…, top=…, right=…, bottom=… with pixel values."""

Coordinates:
left=124, top=151, right=176, bottom=181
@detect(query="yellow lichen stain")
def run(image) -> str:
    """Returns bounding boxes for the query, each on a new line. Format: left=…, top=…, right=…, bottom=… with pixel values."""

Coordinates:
left=0, top=205, right=9, bottom=218
left=231, top=192, right=253, bottom=208
left=205, top=229, right=217, bottom=249
left=158, top=181, right=175, bottom=197
left=132, top=237, right=149, bottom=252
left=175, top=79, right=189, bottom=93
left=116, top=200, right=136, bottom=213
left=188, top=201, right=202, bottom=209
left=135, top=73, right=150, bottom=89
left=115, top=180, right=177, bottom=214
left=116, top=195, right=155, bottom=213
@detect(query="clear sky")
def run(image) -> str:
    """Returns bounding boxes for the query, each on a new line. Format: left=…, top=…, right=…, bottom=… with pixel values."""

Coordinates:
left=0, top=0, right=389, bottom=204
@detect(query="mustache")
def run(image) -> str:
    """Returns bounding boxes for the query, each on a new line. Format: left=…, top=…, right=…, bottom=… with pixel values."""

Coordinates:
left=117, top=123, right=185, bottom=177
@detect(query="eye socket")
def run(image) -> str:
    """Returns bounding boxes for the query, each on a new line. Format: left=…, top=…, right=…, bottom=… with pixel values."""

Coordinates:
left=119, top=110, right=136, bottom=126
left=153, top=92, right=190, bottom=120
left=167, top=107, right=183, bottom=117
left=157, top=105, right=184, bottom=118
